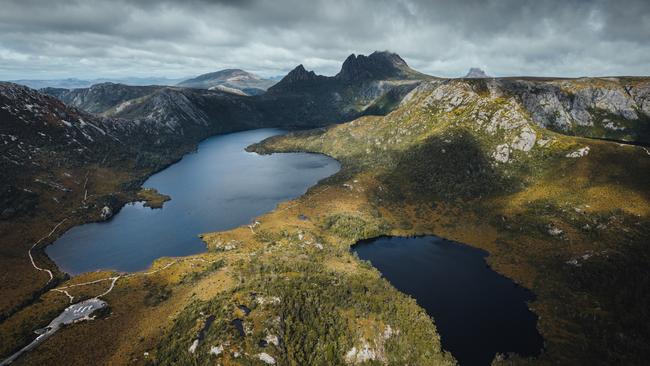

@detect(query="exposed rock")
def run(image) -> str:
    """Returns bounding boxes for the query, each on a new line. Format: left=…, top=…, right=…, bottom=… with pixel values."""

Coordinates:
left=255, top=295, right=281, bottom=305
left=100, top=205, right=112, bottom=220
left=257, top=352, right=276, bottom=364
left=344, top=341, right=377, bottom=364
left=603, top=120, right=625, bottom=130
left=188, top=339, right=199, bottom=354
left=265, top=334, right=280, bottom=347
left=566, top=146, right=590, bottom=158
left=493, top=144, right=510, bottom=163
left=547, top=225, right=564, bottom=236
left=209, top=344, right=224, bottom=356
left=501, top=79, right=648, bottom=137
left=511, top=126, right=537, bottom=151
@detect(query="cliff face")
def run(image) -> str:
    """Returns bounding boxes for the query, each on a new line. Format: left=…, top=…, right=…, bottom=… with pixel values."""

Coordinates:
left=493, top=78, right=650, bottom=143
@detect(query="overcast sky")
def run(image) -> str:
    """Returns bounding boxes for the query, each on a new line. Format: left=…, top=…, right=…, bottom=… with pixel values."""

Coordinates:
left=1, top=0, right=649, bottom=80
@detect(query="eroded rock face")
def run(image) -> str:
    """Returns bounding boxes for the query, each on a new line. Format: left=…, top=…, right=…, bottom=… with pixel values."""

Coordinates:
left=500, top=79, right=648, bottom=131
left=628, top=82, right=650, bottom=116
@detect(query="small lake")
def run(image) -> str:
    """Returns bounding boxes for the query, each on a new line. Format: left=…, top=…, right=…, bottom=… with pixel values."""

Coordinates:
left=46, top=128, right=340, bottom=275
left=353, top=236, right=543, bottom=366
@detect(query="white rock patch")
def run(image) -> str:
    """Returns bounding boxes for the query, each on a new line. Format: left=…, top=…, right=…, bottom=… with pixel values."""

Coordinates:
left=188, top=339, right=199, bottom=354
left=345, top=341, right=377, bottom=364
left=603, top=120, right=625, bottom=130
left=265, top=334, right=280, bottom=346
left=255, top=296, right=281, bottom=305
left=512, top=126, right=537, bottom=151
left=257, top=352, right=276, bottom=364
left=209, top=345, right=224, bottom=356
left=492, top=144, right=510, bottom=163
left=566, top=146, right=590, bottom=158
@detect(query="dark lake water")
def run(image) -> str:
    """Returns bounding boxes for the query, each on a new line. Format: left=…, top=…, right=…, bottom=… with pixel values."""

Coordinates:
left=46, top=128, right=340, bottom=275
left=353, top=236, right=543, bottom=366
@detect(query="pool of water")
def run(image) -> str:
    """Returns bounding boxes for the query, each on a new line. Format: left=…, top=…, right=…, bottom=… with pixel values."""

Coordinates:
left=353, top=235, right=543, bottom=366
left=46, top=128, right=340, bottom=275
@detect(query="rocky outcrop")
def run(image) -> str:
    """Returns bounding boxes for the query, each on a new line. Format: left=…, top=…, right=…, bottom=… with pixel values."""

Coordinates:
left=100, top=206, right=112, bottom=220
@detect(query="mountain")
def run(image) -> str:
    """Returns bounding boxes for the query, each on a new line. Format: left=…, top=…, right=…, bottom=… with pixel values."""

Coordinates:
left=43, top=52, right=432, bottom=129
left=464, top=67, right=490, bottom=78
left=176, top=69, right=276, bottom=95
left=269, top=51, right=429, bottom=93
left=9, top=77, right=185, bottom=89
left=335, top=51, right=427, bottom=81
left=259, top=52, right=431, bottom=124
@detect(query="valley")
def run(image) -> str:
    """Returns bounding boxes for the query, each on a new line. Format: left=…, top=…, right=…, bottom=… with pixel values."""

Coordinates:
left=1, top=52, right=649, bottom=365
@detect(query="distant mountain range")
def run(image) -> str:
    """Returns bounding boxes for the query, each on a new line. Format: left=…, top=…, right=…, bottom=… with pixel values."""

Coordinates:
left=7, top=77, right=187, bottom=89
left=9, top=69, right=278, bottom=97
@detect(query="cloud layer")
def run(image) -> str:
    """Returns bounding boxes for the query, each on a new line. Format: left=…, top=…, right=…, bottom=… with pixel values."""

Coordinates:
left=1, top=0, right=649, bottom=79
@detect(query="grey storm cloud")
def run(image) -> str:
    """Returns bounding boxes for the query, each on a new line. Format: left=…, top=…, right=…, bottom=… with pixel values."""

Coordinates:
left=0, top=0, right=649, bottom=80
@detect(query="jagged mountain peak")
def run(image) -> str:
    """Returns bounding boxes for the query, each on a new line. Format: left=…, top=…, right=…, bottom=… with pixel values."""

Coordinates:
left=336, top=51, right=420, bottom=81
left=464, top=67, right=490, bottom=78
left=281, top=64, right=320, bottom=82
left=267, top=64, right=324, bottom=92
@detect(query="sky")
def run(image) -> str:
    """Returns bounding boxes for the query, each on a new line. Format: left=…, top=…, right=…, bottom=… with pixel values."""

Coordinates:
left=1, top=0, right=649, bottom=80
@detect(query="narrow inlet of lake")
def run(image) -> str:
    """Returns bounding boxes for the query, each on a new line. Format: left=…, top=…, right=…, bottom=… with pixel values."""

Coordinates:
left=353, top=235, right=543, bottom=366
left=46, top=128, right=340, bottom=275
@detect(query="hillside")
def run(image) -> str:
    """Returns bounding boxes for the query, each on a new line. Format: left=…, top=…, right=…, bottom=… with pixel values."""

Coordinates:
left=0, top=81, right=224, bottom=322
left=41, top=83, right=165, bottom=114
left=247, top=78, right=650, bottom=364
left=177, top=69, right=276, bottom=95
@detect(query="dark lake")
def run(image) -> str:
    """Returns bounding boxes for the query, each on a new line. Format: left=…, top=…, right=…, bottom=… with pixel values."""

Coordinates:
left=353, top=236, right=543, bottom=366
left=46, top=128, right=340, bottom=275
